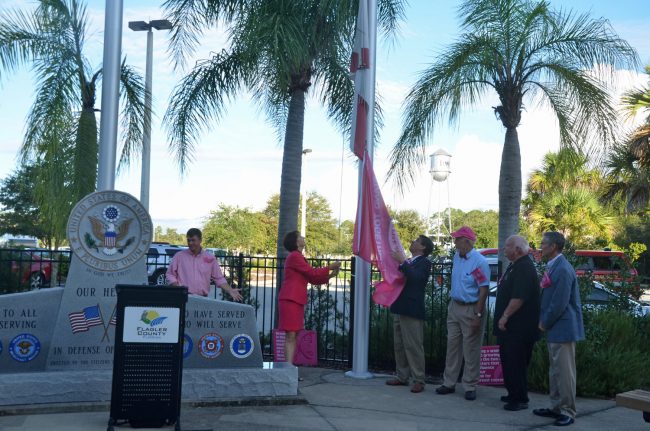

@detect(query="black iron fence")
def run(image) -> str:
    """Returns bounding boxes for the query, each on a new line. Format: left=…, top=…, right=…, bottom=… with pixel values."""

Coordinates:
left=0, top=248, right=71, bottom=292
left=211, top=254, right=354, bottom=366
left=0, top=248, right=501, bottom=373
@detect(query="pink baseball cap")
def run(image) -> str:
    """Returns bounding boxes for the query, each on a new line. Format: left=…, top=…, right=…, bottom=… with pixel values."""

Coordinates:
left=451, top=226, right=477, bottom=241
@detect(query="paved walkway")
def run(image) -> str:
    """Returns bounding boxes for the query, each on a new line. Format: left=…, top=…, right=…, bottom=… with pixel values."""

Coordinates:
left=0, top=367, right=646, bottom=431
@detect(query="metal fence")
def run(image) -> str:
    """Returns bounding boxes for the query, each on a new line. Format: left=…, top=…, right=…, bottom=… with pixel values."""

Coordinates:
left=0, top=248, right=499, bottom=373
left=0, top=248, right=71, bottom=292
left=212, top=254, right=354, bottom=367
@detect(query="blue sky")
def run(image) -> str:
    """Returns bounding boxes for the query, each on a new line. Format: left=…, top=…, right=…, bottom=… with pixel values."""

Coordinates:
left=0, top=0, right=648, bottom=232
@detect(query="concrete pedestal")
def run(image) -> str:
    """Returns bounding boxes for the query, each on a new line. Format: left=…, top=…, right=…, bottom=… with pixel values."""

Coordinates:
left=0, top=362, right=297, bottom=406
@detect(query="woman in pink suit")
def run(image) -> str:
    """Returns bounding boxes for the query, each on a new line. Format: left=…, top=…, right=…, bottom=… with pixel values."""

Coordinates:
left=278, top=231, right=340, bottom=364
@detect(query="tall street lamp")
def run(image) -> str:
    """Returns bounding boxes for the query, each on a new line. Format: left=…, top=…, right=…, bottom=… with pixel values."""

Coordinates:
left=128, top=19, right=173, bottom=210
left=301, top=148, right=312, bottom=237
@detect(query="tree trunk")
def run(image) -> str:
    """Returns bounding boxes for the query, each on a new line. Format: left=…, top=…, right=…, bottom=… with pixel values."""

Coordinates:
left=73, top=107, right=98, bottom=201
left=274, top=88, right=306, bottom=325
left=497, top=127, right=522, bottom=269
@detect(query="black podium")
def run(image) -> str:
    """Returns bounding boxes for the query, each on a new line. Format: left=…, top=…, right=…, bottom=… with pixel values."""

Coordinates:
left=107, top=285, right=188, bottom=430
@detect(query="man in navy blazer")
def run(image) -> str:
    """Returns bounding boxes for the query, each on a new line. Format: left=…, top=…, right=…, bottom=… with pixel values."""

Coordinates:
left=533, top=232, right=585, bottom=427
left=385, top=235, right=434, bottom=394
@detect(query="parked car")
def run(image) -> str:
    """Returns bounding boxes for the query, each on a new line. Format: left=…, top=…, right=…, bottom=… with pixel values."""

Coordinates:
left=146, top=243, right=187, bottom=285
left=477, top=248, right=637, bottom=283
left=585, top=281, right=649, bottom=317
left=573, top=250, right=638, bottom=282
left=10, top=250, right=53, bottom=290
left=487, top=280, right=650, bottom=318
left=476, top=248, right=501, bottom=282
left=205, top=247, right=227, bottom=264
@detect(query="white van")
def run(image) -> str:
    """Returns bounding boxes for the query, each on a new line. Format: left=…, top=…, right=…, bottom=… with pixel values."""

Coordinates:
left=1, top=235, right=39, bottom=248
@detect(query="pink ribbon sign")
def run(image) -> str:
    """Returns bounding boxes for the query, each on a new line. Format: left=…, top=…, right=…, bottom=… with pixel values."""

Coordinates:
left=471, top=267, right=487, bottom=285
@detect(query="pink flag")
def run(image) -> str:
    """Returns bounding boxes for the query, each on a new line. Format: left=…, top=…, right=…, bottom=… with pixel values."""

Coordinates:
left=353, top=152, right=406, bottom=307
left=350, top=0, right=372, bottom=159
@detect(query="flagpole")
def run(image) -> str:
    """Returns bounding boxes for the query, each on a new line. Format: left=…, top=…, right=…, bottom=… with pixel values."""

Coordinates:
left=346, top=0, right=377, bottom=380
left=97, top=0, right=124, bottom=191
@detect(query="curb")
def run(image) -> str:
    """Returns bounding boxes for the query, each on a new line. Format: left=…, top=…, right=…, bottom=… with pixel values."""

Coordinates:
left=0, top=396, right=308, bottom=417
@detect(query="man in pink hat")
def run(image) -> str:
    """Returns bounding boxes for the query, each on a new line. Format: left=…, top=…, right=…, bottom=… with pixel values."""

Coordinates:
left=436, top=226, right=490, bottom=401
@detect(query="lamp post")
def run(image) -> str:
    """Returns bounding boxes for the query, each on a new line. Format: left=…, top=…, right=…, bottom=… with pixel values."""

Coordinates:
left=128, top=19, right=173, bottom=210
left=301, top=148, right=312, bottom=237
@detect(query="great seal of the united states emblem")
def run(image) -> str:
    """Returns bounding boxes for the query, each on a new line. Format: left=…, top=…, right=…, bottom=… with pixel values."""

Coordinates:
left=67, top=191, right=152, bottom=271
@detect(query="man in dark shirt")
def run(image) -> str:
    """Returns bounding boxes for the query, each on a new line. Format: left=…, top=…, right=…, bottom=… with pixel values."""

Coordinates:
left=493, top=235, right=540, bottom=411
left=385, top=235, right=434, bottom=394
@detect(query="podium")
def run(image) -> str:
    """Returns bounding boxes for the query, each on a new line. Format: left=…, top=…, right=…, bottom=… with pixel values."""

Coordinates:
left=107, top=285, right=188, bottom=430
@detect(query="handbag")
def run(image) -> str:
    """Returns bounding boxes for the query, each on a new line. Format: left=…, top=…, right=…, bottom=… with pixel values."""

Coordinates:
left=272, top=329, right=317, bottom=366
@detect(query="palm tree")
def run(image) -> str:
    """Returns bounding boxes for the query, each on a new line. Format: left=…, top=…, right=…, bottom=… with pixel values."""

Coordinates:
left=621, top=65, right=650, bottom=163
left=524, top=148, right=601, bottom=204
left=161, top=0, right=404, bottom=262
left=602, top=144, right=650, bottom=214
left=387, top=0, right=638, bottom=263
left=602, top=65, right=650, bottom=214
left=0, top=0, right=147, bottom=240
left=523, top=148, right=611, bottom=247
left=527, top=188, right=611, bottom=248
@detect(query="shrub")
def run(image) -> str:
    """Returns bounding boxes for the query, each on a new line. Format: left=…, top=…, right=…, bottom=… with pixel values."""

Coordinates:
left=528, top=310, right=650, bottom=397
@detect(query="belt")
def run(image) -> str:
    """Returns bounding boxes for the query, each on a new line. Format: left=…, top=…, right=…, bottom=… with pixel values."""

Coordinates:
left=452, top=299, right=478, bottom=306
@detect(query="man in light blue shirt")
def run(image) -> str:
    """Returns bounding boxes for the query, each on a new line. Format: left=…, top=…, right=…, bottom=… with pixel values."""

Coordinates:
left=436, top=226, right=491, bottom=401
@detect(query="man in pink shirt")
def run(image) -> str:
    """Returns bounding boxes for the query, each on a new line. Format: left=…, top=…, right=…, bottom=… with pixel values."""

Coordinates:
left=166, top=228, right=243, bottom=301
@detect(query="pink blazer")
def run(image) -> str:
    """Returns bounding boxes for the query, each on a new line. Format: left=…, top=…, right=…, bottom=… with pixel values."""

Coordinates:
left=278, top=251, right=330, bottom=305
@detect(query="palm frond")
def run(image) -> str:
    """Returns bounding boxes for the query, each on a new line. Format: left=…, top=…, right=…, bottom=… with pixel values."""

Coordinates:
left=0, top=8, right=54, bottom=79
left=313, top=51, right=354, bottom=136
left=117, top=61, right=147, bottom=173
left=621, top=65, right=650, bottom=119
left=388, top=35, right=496, bottom=191
left=21, top=56, right=80, bottom=160
left=164, top=49, right=255, bottom=173
left=163, top=0, right=251, bottom=70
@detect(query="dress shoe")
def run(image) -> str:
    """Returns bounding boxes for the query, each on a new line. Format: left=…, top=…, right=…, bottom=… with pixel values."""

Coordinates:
left=502, top=395, right=529, bottom=403
left=533, top=408, right=561, bottom=418
left=554, top=414, right=575, bottom=426
left=464, top=390, right=477, bottom=401
left=504, top=402, right=529, bottom=411
left=385, top=378, right=408, bottom=386
left=435, top=385, right=455, bottom=395
left=410, top=382, right=425, bottom=393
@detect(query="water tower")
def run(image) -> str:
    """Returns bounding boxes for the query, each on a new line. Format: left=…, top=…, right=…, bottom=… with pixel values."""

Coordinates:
left=428, top=149, right=452, bottom=245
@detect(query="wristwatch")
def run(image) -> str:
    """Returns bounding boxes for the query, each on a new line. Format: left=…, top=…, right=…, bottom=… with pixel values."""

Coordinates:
left=474, top=311, right=483, bottom=318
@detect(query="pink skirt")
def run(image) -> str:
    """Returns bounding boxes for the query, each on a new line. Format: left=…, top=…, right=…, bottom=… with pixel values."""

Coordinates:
left=278, top=299, right=305, bottom=332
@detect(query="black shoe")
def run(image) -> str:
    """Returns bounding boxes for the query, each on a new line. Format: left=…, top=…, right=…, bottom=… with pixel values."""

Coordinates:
left=533, top=408, right=561, bottom=418
left=554, top=414, right=574, bottom=426
left=504, top=402, right=529, bottom=411
left=435, top=385, right=455, bottom=395
left=502, top=395, right=529, bottom=403
left=465, top=390, right=476, bottom=401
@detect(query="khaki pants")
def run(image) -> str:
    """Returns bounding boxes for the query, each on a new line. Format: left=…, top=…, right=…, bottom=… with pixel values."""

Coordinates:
left=442, top=300, right=486, bottom=391
left=393, top=314, right=425, bottom=384
left=548, top=342, right=577, bottom=418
